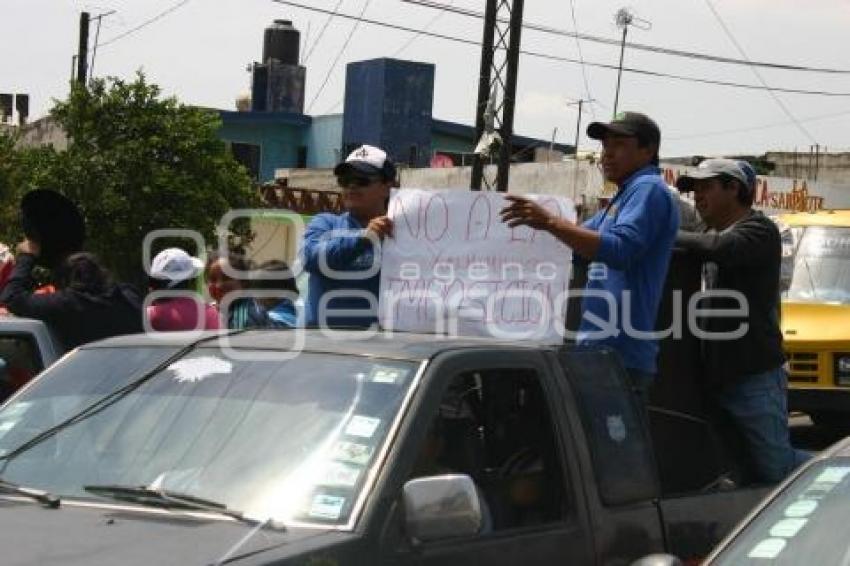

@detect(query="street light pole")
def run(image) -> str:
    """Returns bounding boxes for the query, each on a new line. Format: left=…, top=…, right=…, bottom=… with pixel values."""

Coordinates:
left=612, top=8, right=650, bottom=118
left=567, top=98, right=595, bottom=157
left=613, top=23, right=628, bottom=117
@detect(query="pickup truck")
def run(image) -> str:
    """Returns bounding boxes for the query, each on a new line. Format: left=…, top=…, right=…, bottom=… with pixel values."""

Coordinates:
left=0, top=329, right=770, bottom=565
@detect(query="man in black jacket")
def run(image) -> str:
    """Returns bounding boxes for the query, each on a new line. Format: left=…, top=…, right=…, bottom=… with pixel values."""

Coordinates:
left=675, top=159, right=808, bottom=483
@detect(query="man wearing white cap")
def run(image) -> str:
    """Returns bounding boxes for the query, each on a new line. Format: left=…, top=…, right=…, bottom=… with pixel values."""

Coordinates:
left=146, top=247, right=221, bottom=331
left=675, top=158, right=808, bottom=483
left=301, top=145, right=397, bottom=327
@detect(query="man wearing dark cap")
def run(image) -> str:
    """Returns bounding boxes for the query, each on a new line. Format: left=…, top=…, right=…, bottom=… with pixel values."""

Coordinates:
left=301, top=144, right=396, bottom=327
left=675, top=158, right=808, bottom=483
left=501, top=112, right=679, bottom=394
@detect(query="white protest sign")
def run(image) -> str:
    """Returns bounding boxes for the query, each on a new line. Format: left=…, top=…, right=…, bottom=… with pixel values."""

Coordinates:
left=379, top=189, right=575, bottom=343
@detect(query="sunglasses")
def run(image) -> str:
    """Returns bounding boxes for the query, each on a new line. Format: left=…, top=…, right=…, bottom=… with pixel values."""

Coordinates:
left=338, top=175, right=382, bottom=188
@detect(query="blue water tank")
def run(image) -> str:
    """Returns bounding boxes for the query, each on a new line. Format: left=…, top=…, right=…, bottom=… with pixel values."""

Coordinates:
left=342, top=58, right=435, bottom=168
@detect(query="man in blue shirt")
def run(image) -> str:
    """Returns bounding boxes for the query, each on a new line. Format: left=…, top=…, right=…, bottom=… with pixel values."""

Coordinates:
left=501, top=112, right=679, bottom=393
left=301, top=145, right=396, bottom=327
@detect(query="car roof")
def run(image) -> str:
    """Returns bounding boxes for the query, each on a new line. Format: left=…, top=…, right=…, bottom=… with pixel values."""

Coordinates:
left=0, top=317, right=53, bottom=334
left=825, top=435, right=850, bottom=459
left=82, top=329, right=554, bottom=362
left=775, top=209, right=850, bottom=227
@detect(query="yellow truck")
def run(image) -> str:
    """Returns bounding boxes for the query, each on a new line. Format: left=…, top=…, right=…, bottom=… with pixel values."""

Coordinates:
left=776, top=210, right=850, bottom=429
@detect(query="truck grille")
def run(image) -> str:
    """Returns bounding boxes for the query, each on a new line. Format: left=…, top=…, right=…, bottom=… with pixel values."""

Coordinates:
left=787, top=352, right=819, bottom=383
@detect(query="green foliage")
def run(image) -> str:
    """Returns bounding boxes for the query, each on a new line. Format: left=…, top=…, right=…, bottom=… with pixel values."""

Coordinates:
left=2, top=72, right=259, bottom=282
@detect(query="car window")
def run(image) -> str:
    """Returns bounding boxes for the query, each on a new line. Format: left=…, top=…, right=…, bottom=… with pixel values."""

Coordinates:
left=713, top=458, right=850, bottom=565
left=558, top=347, right=658, bottom=506
left=0, top=346, right=419, bottom=528
left=409, top=367, right=571, bottom=532
left=0, top=333, right=43, bottom=402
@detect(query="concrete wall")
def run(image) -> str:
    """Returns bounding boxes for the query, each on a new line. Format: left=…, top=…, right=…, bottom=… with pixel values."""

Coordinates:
left=399, top=160, right=606, bottom=204
left=218, top=121, right=305, bottom=182
left=305, top=114, right=343, bottom=168
left=13, top=117, right=68, bottom=150
left=766, top=151, right=850, bottom=185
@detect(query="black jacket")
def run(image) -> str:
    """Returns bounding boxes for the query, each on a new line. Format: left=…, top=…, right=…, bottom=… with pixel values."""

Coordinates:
left=675, top=210, right=785, bottom=384
left=0, top=254, right=144, bottom=349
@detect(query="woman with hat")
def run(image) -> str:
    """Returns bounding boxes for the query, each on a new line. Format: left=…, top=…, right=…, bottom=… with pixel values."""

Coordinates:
left=0, top=189, right=144, bottom=349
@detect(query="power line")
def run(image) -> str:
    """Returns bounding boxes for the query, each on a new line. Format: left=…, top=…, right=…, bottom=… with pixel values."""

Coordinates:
left=97, top=0, right=191, bottom=48
left=567, top=0, right=596, bottom=120
left=703, top=0, right=817, bottom=144
left=271, top=0, right=850, bottom=98
left=306, top=0, right=373, bottom=114
left=302, top=0, right=344, bottom=64
left=666, top=109, right=850, bottom=141
left=401, top=0, right=850, bottom=75
left=391, top=0, right=455, bottom=57
left=316, top=0, right=456, bottom=116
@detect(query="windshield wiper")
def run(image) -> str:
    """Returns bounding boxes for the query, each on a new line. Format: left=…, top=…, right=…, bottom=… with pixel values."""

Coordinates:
left=0, top=478, right=60, bottom=508
left=83, top=484, right=284, bottom=530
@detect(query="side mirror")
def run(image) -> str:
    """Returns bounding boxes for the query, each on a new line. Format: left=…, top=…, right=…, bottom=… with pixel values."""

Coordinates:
left=403, top=474, right=482, bottom=543
left=630, top=554, right=683, bottom=566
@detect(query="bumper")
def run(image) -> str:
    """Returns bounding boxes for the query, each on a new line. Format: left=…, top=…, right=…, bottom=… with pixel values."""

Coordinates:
left=789, top=387, right=850, bottom=414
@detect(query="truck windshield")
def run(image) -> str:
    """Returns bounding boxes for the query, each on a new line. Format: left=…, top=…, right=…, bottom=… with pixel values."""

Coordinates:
left=0, top=346, right=418, bottom=528
left=713, top=458, right=850, bottom=565
left=786, top=226, right=850, bottom=304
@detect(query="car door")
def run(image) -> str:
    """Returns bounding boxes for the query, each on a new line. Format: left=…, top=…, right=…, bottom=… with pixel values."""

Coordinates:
left=556, top=346, right=668, bottom=565
left=377, top=348, right=595, bottom=566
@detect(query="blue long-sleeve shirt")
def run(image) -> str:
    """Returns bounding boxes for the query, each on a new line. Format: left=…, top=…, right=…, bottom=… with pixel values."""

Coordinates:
left=301, top=212, right=380, bottom=327
left=577, top=166, right=679, bottom=374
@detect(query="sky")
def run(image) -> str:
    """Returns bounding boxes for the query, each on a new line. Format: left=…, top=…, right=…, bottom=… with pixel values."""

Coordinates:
left=3, top=0, right=850, bottom=157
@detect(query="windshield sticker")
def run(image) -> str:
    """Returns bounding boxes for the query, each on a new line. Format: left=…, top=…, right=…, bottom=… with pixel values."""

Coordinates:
left=370, top=367, right=404, bottom=384
left=769, top=518, right=808, bottom=538
left=168, top=356, right=233, bottom=384
left=748, top=538, right=786, bottom=560
left=814, top=466, right=850, bottom=484
left=331, top=441, right=374, bottom=466
left=320, top=462, right=362, bottom=488
left=345, top=415, right=381, bottom=439
left=308, top=494, right=346, bottom=520
left=784, top=499, right=818, bottom=518
left=606, top=415, right=627, bottom=443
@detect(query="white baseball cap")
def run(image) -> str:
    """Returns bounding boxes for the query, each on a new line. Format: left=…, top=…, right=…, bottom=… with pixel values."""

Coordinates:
left=150, top=248, right=204, bottom=286
left=333, top=144, right=397, bottom=180
left=676, top=158, right=748, bottom=192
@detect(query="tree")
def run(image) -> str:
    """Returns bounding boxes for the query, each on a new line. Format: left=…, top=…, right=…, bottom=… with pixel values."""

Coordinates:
left=1, top=72, right=259, bottom=283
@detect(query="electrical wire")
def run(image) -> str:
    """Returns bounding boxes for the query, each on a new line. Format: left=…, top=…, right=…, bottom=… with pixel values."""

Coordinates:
left=271, top=0, right=850, bottom=98
left=306, top=0, right=373, bottom=114
left=97, top=0, right=191, bottom=48
left=703, top=0, right=817, bottom=144
left=666, top=109, right=850, bottom=141
left=401, top=0, right=850, bottom=75
left=391, top=0, right=455, bottom=57
left=302, top=0, right=344, bottom=64
left=567, top=0, right=596, bottom=120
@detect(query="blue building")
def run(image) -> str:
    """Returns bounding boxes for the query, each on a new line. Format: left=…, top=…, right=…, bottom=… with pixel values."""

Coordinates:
left=218, top=22, right=572, bottom=182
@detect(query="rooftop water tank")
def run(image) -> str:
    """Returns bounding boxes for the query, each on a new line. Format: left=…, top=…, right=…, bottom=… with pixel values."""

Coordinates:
left=263, top=19, right=300, bottom=65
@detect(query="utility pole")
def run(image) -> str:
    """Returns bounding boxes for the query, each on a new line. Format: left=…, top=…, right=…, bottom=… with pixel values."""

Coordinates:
left=612, top=8, right=650, bottom=118
left=567, top=98, right=595, bottom=157
left=470, top=0, right=525, bottom=192
left=89, top=10, right=117, bottom=82
left=76, top=12, right=91, bottom=85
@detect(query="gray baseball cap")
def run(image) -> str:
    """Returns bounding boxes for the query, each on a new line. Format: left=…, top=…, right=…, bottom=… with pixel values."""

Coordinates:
left=676, top=158, right=748, bottom=192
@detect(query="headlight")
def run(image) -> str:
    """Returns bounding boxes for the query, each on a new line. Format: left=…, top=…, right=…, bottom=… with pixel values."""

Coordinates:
left=835, top=354, right=850, bottom=386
